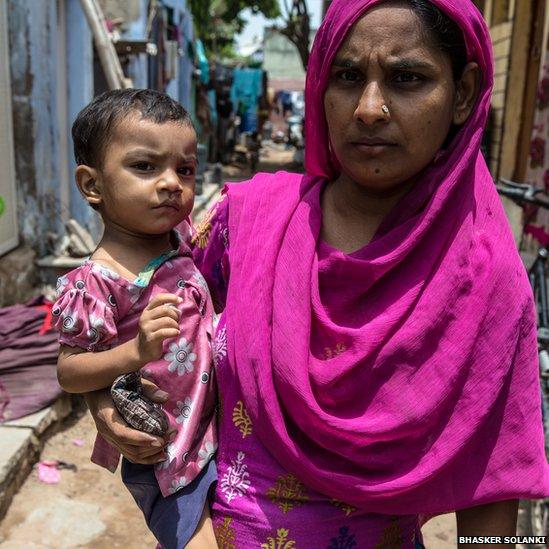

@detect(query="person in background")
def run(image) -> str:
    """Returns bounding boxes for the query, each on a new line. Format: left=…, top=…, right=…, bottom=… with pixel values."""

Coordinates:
left=247, top=131, right=261, bottom=173
left=216, top=86, right=234, bottom=165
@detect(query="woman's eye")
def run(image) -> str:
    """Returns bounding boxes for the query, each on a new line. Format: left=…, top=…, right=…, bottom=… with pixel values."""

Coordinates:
left=132, top=162, right=155, bottom=172
left=336, top=70, right=361, bottom=82
left=177, top=166, right=195, bottom=176
left=394, top=72, right=423, bottom=84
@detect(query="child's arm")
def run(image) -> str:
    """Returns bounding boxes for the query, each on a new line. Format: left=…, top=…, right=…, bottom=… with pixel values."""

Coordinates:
left=57, top=293, right=182, bottom=393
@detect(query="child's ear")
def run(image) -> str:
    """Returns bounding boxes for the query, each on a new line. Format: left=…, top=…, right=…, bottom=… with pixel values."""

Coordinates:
left=75, top=165, right=102, bottom=208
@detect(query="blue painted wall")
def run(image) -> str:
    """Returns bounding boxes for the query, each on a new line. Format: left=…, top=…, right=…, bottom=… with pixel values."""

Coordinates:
left=65, top=0, right=99, bottom=237
left=8, top=0, right=64, bottom=253
left=7, top=0, right=196, bottom=251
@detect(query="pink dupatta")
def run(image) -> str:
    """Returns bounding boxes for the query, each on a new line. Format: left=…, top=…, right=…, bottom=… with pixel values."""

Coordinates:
left=225, top=0, right=549, bottom=513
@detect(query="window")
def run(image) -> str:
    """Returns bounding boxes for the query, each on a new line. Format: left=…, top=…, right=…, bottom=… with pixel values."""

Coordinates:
left=0, top=0, right=18, bottom=256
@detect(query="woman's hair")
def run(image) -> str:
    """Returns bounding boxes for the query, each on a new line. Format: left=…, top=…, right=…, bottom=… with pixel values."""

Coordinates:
left=409, top=0, right=468, bottom=81
left=72, top=88, right=194, bottom=168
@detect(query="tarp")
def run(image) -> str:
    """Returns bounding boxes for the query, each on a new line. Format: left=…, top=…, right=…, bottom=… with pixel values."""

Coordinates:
left=0, top=296, right=62, bottom=422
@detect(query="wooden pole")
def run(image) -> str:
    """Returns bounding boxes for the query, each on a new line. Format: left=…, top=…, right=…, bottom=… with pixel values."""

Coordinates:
left=79, top=0, right=130, bottom=90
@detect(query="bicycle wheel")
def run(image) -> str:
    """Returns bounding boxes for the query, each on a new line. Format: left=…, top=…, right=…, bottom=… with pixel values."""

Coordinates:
left=524, top=498, right=549, bottom=547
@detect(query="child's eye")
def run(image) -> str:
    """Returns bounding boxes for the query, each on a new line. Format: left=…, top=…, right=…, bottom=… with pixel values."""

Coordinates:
left=132, top=162, right=155, bottom=172
left=177, top=166, right=195, bottom=176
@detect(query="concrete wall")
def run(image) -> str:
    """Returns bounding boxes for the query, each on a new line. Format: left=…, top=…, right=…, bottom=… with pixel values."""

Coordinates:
left=8, top=0, right=64, bottom=252
left=0, top=0, right=97, bottom=305
left=65, top=0, right=99, bottom=238
left=0, top=0, right=196, bottom=305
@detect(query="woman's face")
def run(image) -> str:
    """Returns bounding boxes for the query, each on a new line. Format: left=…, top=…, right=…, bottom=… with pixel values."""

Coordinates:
left=324, top=2, right=477, bottom=194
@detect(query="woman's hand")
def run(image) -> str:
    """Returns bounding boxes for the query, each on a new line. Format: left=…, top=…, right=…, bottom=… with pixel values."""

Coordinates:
left=85, top=380, right=174, bottom=464
left=456, top=500, right=518, bottom=548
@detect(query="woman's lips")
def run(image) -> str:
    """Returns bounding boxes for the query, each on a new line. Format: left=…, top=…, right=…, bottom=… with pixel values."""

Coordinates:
left=350, top=141, right=397, bottom=155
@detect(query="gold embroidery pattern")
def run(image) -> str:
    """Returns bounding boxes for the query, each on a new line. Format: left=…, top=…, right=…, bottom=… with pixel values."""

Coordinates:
left=192, top=207, right=215, bottom=249
left=214, top=517, right=236, bottom=549
left=266, top=474, right=309, bottom=513
left=375, top=516, right=403, bottom=549
left=261, top=528, right=297, bottom=549
left=330, top=498, right=357, bottom=517
left=232, top=400, right=253, bottom=438
left=324, top=343, right=347, bottom=360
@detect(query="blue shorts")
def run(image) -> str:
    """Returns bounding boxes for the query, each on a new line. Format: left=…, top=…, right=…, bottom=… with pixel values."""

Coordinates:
left=121, top=458, right=217, bottom=549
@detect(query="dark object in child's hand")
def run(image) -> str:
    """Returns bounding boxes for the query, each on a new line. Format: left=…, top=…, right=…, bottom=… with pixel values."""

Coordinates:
left=111, top=371, right=169, bottom=436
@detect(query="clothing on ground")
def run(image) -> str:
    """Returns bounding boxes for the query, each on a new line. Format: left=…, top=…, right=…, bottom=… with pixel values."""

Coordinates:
left=0, top=296, right=61, bottom=422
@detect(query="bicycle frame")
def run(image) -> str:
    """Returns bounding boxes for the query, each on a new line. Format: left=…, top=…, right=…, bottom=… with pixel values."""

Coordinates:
left=529, top=248, right=549, bottom=446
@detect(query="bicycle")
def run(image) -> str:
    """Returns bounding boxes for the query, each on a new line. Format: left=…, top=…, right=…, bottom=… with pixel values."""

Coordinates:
left=496, top=178, right=549, bottom=545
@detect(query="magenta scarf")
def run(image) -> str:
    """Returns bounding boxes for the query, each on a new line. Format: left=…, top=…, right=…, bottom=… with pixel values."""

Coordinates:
left=225, top=0, right=549, bottom=513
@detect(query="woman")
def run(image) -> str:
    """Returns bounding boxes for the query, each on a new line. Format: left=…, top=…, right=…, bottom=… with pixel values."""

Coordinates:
left=87, top=0, right=549, bottom=546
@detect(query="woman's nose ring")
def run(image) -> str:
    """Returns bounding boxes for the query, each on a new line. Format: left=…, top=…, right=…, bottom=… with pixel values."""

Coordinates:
left=381, top=104, right=390, bottom=116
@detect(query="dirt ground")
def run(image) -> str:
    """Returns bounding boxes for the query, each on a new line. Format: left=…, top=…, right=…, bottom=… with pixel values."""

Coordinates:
left=0, top=406, right=157, bottom=548
left=0, top=408, right=457, bottom=549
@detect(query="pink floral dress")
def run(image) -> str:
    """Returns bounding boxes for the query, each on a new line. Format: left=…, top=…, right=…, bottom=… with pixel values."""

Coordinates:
left=53, top=230, right=217, bottom=498
left=193, top=194, right=425, bottom=549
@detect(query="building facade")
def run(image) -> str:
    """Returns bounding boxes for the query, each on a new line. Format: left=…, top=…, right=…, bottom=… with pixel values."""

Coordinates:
left=0, top=0, right=196, bottom=306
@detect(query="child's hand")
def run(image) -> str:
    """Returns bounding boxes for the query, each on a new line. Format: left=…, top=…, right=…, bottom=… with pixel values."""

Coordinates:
left=134, top=293, right=182, bottom=365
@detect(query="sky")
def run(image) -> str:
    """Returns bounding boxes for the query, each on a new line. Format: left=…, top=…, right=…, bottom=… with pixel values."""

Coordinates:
left=235, top=0, right=324, bottom=54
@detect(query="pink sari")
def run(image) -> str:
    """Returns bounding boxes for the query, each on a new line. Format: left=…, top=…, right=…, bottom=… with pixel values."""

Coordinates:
left=224, top=0, right=549, bottom=514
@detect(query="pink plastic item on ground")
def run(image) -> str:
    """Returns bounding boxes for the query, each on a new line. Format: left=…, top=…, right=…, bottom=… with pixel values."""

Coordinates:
left=37, top=461, right=61, bottom=484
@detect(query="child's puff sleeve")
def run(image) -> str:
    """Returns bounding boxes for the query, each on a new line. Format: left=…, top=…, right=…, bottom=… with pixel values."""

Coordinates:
left=52, top=264, right=120, bottom=351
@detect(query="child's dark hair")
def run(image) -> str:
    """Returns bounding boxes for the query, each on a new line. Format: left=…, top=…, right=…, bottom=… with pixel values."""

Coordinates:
left=72, top=88, right=194, bottom=168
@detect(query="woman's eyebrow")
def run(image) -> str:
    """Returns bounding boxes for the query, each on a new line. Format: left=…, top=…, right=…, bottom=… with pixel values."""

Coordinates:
left=385, top=58, right=436, bottom=71
left=331, top=56, right=436, bottom=71
left=331, top=56, right=360, bottom=68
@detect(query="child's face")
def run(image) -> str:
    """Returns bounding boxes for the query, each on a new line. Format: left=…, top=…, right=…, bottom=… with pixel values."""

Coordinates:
left=87, top=114, right=197, bottom=237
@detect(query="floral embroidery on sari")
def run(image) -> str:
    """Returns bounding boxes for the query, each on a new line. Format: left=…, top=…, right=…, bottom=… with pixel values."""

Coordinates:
left=330, top=499, right=357, bottom=517
left=214, top=516, right=237, bottom=549
left=261, top=528, right=297, bottom=548
left=327, top=526, right=357, bottom=549
left=323, top=343, right=347, bottom=360
left=220, top=452, right=251, bottom=503
left=232, top=400, right=253, bottom=438
left=375, top=517, right=403, bottom=548
left=266, top=474, right=309, bottom=513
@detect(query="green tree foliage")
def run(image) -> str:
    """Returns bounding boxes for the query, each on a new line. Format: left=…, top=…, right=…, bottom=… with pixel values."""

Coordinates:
left=190, top=0, right=312, bottom=70
left=189, top=0, right=280, bottom=59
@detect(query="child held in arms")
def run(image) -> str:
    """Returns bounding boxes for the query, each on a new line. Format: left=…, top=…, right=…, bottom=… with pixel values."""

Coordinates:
left=53, top=89, right=218, bottom=549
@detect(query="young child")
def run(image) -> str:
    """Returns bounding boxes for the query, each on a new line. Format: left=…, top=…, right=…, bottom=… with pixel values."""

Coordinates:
left=53, top=89, right=218, bottom=549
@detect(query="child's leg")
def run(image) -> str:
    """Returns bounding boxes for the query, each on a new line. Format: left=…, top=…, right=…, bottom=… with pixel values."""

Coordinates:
left=121, top=458, right=217, bottom=549
left=184, top=504, right=218, bottom=548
